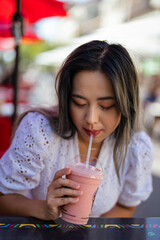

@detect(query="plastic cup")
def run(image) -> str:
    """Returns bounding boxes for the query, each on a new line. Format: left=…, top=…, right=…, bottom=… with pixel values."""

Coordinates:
left=61, top=154, right=103, bottom=225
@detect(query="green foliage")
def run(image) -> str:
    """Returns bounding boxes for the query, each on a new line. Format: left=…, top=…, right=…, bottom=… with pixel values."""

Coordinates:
left=20, top=41, right=64, bottom=71
left=21, top=41, right=53, bottom=63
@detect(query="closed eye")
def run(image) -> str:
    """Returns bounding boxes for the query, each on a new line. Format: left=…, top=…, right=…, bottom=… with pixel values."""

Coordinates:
left=72, top=99, right=86, bottom=107
left=100, top=105, right=115, bottom=110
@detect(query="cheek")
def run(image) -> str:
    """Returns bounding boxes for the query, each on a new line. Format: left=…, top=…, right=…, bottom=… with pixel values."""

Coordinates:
left=103, top=111, right=121, bottom=129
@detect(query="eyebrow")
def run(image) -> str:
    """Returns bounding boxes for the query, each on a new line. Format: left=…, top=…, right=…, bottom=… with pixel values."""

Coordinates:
left=72, top=94, right=115, bottom=100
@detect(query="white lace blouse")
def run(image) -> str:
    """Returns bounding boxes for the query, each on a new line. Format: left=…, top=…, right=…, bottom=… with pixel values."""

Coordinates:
left=0, top=112, right=154, bottom=217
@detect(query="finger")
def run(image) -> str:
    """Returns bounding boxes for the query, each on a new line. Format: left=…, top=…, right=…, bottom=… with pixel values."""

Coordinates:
left=54, top=197, right=79, bottom=208
left=53, top=168, right=71, bottom=181
left=53, top=188, right=83, bottom=198
left=52, top=177, right=80, bottom=190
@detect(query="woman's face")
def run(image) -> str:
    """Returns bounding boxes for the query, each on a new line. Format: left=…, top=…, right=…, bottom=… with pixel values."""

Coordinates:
left=70, top=70, right=121, bottom=145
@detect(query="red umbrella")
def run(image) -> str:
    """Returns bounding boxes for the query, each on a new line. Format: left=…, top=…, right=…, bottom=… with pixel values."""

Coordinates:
left=0, top=0, right=67, bottom=122
left=0, top=0, right=67, bottom=24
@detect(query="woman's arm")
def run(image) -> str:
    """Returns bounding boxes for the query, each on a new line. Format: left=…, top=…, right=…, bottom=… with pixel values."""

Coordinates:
left=0, top=193, right=49, bottom=220
left=100, top=202, right=136, bottom=218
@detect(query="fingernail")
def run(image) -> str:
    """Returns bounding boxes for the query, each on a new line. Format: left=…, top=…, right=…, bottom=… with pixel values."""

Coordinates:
left=74, top=183, right=80, bottom=188
left=72, top=198, right=79, bottom=202
left=77, top=191, right=83, bottom=195
left=66, top=168, right=71, bottom=173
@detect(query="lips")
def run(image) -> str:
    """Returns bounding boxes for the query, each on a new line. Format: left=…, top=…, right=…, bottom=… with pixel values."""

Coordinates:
left=84, top=128, right=101, bottom=136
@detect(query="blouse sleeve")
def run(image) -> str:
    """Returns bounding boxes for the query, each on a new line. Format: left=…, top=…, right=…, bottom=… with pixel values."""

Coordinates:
left=0, top=112, right=52, bottom=197
left=118, top=131, right=154, bottom=207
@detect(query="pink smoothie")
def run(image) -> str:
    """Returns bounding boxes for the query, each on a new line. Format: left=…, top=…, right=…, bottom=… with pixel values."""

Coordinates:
left=61, top=163, right=103, bottom=224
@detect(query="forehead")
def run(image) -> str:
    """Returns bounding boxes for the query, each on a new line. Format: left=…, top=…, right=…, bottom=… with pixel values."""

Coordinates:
left=72, top=70, right=114, bottom=96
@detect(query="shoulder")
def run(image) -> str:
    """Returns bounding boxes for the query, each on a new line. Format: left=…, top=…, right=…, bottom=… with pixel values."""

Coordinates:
left=130, top=131, right=154, bottom=153
left=7, top=111, right=60, bottom=164
left=19, top=111, right=52, bottom=132
left=21, top=111, right=50, bottom=123
left=13, top=111, right=55, bottom=147
left=128, top=131, right=154, bottom=167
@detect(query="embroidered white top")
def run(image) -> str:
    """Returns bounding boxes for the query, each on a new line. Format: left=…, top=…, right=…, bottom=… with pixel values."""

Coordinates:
left=0, top=112, right=154, bottom=217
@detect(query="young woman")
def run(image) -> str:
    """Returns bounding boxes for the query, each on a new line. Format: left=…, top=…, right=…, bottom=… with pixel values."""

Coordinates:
left=0, top=40, right=154, bottom=219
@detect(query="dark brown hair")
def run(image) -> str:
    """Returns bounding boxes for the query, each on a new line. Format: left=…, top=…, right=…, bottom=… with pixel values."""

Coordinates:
left=55, top=40, right=139, bottom=178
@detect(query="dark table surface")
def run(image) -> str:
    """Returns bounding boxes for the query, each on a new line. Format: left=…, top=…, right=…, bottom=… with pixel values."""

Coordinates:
left=0, top=216, right=160, bottom=240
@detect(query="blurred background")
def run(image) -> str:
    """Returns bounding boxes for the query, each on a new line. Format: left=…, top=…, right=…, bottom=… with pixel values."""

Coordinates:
left=0, top=0, right=160, bottom=217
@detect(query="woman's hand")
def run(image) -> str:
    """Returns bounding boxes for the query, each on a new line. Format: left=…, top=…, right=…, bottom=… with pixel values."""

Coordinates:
left=45, top=168, right=82, bottom=220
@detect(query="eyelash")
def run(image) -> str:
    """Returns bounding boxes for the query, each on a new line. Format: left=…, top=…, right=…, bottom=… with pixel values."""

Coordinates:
left=101, top=105, right=114, bottom=111
left=72, top=101, right=86, bottom=107
left=72, top=100, right=114, bottom=111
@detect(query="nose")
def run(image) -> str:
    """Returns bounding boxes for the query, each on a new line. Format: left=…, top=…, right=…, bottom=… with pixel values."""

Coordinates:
left=85, top=106, right=99, bottom=127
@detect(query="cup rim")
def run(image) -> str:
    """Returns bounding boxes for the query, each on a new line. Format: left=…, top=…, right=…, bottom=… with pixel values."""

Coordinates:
left=68, top=154, right=104, bottom=178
